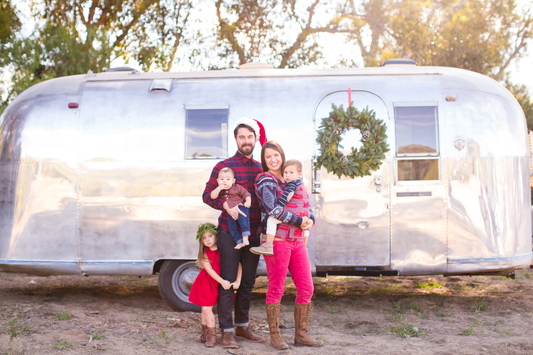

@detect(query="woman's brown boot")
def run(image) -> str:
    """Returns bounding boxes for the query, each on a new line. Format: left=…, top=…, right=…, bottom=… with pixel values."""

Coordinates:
left=294, top=302, right=323, bottom=347
left=205, top=327, right=217, bottom=347
left=266, top=302, right=289, bottom=350
left=196, top=324, right=207, bottom=343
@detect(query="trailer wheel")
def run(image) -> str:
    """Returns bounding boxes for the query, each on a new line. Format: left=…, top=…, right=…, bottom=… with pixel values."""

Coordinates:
left=158, top=260, right=201, bottom=312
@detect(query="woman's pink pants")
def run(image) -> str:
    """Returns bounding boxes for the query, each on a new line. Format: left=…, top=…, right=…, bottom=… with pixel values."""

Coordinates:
left=264, top=240, right=314, bottom=305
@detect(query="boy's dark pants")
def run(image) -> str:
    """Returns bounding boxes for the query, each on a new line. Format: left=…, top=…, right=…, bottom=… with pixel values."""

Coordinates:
left=226, top=206, right=250, bottom=244
left=217, top=228, right=260, bottom=332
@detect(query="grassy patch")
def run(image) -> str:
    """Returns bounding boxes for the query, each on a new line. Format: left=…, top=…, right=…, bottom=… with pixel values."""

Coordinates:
left=91, top=333, right=104, bottom=340
left=325, top=304, right=341, bottom=314
left=151, top=313, right=170, bottom=319
left=415, top=280, right=443, bottom=290
left=56, top=311, right=71, bottom=321
left=391, top=313, right=403, bottom=321
left=496, top=329, right=518, bottom=337
left=156, top=329, right=173, bottom=342
left=395, top=302, right=421, bottom=313
left=438, top=310, right=452, bottom=317
left=389, top=324, right=425, bottom=338
left=53, top=339, right=73, bottom=350
left=471, top=303, right=487, bottom=313
left=459, top=327, right=476, bottom=336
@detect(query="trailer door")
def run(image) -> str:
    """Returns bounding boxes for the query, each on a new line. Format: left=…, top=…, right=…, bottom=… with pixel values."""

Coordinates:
left=313, top=90, right=391, bottom=268
left=390, top=104, right=447, bottom=275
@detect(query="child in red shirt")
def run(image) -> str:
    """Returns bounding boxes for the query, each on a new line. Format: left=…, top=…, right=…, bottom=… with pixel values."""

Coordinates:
left=189, top=223, right=242, bottom=347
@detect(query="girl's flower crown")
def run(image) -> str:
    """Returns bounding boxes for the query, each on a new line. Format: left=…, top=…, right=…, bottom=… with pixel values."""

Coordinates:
left=196, top=222, right=217, bottom=241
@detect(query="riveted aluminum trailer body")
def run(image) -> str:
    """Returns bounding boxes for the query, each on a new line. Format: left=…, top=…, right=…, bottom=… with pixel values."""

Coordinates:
left=0, top=66, right=531, bottom=310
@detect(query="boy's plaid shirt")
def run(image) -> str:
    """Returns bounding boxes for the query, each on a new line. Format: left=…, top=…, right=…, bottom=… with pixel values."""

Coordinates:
left=202, top=151, right=263, bottom=241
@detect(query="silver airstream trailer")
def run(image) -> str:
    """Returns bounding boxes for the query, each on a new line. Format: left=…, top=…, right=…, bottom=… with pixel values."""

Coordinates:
left=1, top=62, right=531, bottom=311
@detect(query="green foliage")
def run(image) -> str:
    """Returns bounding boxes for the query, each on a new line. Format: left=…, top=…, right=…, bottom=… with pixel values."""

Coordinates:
left=354, top=0, right=532, bottom=80
left=389, top=324, right=425, bottom=338
left=0, top=0, right=21, bottom=59
left=53, top=339, right=73, bottom=350
left=316, top=103, right=390, bottom=179
left=459, top=327, right=476, bottom=336
left=56, top=311, right=71, bottom=321
left=416, top=280, right=443, bottom=290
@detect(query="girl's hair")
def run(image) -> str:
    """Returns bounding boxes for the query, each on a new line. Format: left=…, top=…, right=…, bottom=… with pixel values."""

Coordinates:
left=196, top=223, right=217, bottom=267
left=260, top=140, right=286, bottom=172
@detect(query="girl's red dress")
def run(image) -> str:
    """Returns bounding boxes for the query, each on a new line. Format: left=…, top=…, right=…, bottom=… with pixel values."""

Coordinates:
left=188, top=248, right=220, bottom=307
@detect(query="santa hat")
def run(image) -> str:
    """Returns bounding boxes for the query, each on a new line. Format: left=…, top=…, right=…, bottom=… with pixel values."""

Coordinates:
left=234, top=117, right=267, bottom=146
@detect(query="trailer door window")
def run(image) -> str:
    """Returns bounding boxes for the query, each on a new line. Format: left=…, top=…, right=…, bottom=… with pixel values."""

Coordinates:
left=185, top=109, right=228, bottom=159
left=395, top=106, right=439, bottom=181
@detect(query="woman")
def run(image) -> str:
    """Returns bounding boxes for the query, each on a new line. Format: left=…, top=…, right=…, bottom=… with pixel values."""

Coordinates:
left=254, top=141, right=322, bottom=349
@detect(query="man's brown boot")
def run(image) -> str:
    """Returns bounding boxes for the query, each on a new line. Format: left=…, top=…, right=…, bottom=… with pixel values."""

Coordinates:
left=266, top=303, right=289, bottom=350
left=196, top=324, right=207, bottom=343
left=221, top=331, right=238, bottom=348
left=294, top=302, right=323, bottom=347
left=205, top=327, right=217, bottom=347
left=235, top=326, right=265, bottom=342
left=250, top=242, right=274, bottom=255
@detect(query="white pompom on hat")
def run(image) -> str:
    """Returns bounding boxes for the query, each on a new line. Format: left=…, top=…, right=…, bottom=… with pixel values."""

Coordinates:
left=234, top=117, right=267, bottom=146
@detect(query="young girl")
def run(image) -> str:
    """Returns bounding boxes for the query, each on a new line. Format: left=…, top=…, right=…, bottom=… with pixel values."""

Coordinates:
left=189, top=223, right=242, bottom=347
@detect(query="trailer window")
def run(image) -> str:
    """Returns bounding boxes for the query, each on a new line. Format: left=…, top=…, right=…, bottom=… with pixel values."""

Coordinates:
left=186, top=109, right=228, bottom=159
left=395, top=106, right=439, bottom=181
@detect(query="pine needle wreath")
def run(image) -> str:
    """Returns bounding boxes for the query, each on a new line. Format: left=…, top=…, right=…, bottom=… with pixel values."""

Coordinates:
left=316, top=103, right=390, bottom=178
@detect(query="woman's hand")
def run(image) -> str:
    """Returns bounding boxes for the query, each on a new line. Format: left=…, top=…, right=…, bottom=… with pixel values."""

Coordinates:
left=301, top=218, right=314, bottom=230
left=223, top=202, right=247, bottom=220
left=220, top=279, right=231, bottom=290
left=300, top=216, right=309, bottom=228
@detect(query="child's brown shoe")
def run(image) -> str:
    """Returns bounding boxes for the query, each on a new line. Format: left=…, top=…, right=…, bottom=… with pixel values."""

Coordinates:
left=250, top=242, right=273, bottom=255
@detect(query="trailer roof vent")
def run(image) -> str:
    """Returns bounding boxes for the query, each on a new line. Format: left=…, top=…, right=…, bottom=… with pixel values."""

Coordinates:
left=381, top=58, right=417, bottom=66
left=103, top=66, right=139, bottom=73
left=238, top=62, right=273, bottom=70
left=150, top=79, right=172, bottom=92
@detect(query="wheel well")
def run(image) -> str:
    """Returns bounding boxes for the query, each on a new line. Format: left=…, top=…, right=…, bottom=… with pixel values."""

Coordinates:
left=153, top=259, right=196, bottom=274
left=153, top=260, right=165, bottom=274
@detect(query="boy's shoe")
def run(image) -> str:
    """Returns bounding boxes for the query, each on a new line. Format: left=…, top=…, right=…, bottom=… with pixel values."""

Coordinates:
left=205, top=327, right=217, bottom=347
left=250, top=242, right=273, bottom=255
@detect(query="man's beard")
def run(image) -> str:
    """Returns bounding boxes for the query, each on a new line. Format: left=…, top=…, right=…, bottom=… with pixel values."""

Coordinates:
left=238, top=143, right=254, bottom=156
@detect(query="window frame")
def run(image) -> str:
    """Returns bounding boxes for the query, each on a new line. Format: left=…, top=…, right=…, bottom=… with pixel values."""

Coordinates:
left=185, top=106, right=229, bottom=160
left=393, top=103, right=440, bottom=183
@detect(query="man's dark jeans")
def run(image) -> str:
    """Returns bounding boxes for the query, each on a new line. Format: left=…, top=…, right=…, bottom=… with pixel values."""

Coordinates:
left=226, top=206, right=250, bottom=245
left=217, top=228, right=260, bottom=332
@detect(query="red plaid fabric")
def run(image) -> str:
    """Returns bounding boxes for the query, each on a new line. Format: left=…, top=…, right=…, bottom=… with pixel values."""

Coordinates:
left=202, top=151, right=263, bottom=240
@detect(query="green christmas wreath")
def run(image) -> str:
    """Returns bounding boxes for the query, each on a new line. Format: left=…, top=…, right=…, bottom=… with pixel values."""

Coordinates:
left=316, top=103, right=390, bottom=178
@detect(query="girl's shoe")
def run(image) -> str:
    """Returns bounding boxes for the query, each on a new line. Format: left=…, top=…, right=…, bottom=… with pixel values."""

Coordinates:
left=196, top=324, right=207, bottom=343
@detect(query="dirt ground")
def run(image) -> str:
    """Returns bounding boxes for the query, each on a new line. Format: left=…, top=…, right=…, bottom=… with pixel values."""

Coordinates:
left=2, top=269, right=533, bottom=355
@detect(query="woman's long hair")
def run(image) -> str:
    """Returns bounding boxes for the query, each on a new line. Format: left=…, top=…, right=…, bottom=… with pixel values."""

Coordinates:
left=260, top=140, right=286, bottom=172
